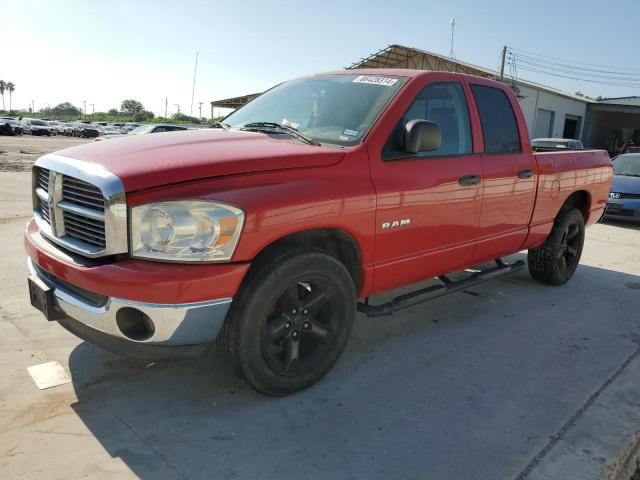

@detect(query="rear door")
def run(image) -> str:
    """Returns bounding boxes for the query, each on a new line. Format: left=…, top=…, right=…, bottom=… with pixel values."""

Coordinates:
left=467, top=82, right=537, bottom=262
left=368, top=78, right=483, bottom=293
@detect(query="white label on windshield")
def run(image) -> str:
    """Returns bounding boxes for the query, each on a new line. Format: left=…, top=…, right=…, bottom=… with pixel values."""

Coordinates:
left=352, top=75, right=398, bottom=86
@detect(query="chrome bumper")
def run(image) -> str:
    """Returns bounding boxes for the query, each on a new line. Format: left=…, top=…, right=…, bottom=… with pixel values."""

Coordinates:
left=27, top=257, right=232, bottom=347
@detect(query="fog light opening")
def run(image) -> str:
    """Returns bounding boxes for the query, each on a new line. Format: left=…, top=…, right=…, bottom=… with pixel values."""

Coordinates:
left=116, top=307, right=155, bottom=341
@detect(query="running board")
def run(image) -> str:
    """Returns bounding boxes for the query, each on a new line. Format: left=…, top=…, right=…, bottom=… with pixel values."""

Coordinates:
left=357, top=258, right=526, bottom=317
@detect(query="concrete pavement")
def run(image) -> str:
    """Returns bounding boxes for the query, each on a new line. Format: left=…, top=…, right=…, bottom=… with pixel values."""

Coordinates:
left=0, top=170, right=639, bottom=480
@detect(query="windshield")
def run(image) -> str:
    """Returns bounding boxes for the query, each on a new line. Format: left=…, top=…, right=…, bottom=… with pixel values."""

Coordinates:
left=613, top=154, right=640, bottom=176
left=129, top=125, right=153, bottom=134
left=31, top=120, right=47, bottom=126
left=223, top=74, right=407, bottom=146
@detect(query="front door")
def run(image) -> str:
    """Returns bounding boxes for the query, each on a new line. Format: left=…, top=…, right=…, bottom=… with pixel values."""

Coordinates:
left=368, top=80, right=483, bottom=293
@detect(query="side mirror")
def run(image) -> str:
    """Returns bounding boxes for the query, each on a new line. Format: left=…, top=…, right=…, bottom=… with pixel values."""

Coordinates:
left=404, top=119, right=441, bottom=154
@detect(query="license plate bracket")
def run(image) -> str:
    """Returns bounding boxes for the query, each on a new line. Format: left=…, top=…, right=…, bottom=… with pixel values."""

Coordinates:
left=28, top=275, right=62, bottom=321
left=607, top=203, right=623, bottom=214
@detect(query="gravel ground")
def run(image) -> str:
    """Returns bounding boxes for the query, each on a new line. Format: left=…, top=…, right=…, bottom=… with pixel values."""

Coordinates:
left=0, top=135, right=90, bottom=171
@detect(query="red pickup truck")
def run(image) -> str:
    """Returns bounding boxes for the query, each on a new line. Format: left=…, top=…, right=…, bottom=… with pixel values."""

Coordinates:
left=25, top=70, right=612, bottom=395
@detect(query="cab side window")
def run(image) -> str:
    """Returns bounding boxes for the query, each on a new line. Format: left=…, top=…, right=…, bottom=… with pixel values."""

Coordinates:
left=470, top=84, right=521, bottom=153
left=383, top=82, right=472, bottom=160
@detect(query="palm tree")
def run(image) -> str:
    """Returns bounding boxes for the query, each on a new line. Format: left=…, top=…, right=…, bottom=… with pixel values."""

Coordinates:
left=0, top=81, right=5, bottom=111
left=6, top=83, right=14, bottom=112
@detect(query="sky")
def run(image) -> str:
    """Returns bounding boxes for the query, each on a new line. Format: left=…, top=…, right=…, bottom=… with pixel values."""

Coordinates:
left=2, top=0, right=639, bottom=118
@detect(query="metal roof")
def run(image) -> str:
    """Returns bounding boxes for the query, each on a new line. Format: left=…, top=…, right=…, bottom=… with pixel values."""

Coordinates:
left=597, top=96, right=640, bottom=106
left=211, top=93, right=261, bottom=109
left=347, top=44, right=590, bottom=103
left=210, top=43, right=591, bottom=108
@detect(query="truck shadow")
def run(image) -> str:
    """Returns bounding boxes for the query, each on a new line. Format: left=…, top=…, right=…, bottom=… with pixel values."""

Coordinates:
left=66, top=257, right=640, bottom=480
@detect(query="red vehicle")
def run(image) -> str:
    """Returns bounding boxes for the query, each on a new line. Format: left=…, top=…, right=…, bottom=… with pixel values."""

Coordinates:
left=25, top=70, right=612, bottom=395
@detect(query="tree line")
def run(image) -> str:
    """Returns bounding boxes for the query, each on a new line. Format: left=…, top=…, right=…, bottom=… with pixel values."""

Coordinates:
left=0, top=80, right=16, bottom=111
left=0, top=97, right=216, bottom=124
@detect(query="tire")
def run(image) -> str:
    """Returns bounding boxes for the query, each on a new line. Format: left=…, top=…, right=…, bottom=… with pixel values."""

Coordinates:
left=218, top=247, right=356, bottom=396
left=528, top=207, right=585, bottom=286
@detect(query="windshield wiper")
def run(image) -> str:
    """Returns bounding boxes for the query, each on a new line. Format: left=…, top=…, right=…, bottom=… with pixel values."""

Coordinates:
left=240, top=121, right=320, bottom=146
left=212, top=121, right=230, bottom=130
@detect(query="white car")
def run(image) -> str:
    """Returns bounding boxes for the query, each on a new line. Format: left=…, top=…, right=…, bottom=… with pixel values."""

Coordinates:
left=532, top=138, right=584, bottom=151
left=94, top=124, right=187, bottom=141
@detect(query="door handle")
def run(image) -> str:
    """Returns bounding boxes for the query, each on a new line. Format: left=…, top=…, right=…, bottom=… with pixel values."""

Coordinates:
left=518, top=169, right=534, bottom=179
left=458, top=175, right=481, bottom=186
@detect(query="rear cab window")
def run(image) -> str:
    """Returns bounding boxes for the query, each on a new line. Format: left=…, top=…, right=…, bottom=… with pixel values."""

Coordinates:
left=470, top=84, right=521, bottom=154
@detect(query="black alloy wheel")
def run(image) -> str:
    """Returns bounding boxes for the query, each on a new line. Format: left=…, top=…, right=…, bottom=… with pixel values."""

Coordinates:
left=557, top=218, right=583, bottom=278
left=528, top=207, right=585, bottom=285
left=218, top=247, right=356, bottom=396
left=260, top=277, right=340, bottom=376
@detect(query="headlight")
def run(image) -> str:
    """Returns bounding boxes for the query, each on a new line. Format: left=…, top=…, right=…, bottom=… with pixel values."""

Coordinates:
left=130, top=201, right=244, bottom=262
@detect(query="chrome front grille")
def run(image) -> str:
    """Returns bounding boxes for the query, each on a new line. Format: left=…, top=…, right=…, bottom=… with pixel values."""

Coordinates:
left=37, top=167, right=50, bottom=191
left=35, top=167, right=51, bottom=223
left=62, top=176, right=105, bottom=211
left=63, top=211, right=106, bottom=247
left=32, top=154, right=127, bottom=258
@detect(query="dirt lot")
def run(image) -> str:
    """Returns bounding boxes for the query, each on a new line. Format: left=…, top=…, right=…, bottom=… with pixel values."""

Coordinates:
left=0, top=164, right=639, bottom=479
left=0, top=135, right=90, bottom=172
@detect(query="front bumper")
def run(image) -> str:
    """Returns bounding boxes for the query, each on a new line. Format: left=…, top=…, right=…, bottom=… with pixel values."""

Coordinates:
left=27, top=257, right=233, bottom=355
left=605, top=200, right=640, bottom=221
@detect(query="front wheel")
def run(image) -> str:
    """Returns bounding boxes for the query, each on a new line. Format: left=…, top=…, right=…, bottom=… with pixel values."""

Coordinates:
left=528, top=207, right=585, bottom=285
left=218, top=248, right=356, bottom=396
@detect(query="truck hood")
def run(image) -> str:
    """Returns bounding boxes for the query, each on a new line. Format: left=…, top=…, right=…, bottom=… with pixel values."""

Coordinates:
left=611, top=174, right=640, bottom=194
left=56, top=129, right=345, bottom=191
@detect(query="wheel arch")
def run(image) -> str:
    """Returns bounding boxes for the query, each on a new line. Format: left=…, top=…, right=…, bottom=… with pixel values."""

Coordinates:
left=561, top=190, right=591, bottom=222
left=245, top=228, right=363, bottom=293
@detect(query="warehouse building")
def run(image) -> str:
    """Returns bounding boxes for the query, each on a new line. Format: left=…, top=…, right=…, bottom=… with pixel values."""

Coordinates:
left=211, top=44, right=625, bottom=147
left=583, top=97, right=640, bottom=154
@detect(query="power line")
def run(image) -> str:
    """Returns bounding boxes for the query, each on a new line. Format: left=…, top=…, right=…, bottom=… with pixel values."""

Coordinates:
left=511, top=56, right=640, bottom=82
left=509, top=46, right=640, bottom=71
left=511, top=64, right=640, bottom=88
left=511, top=52, right=640, bottom=77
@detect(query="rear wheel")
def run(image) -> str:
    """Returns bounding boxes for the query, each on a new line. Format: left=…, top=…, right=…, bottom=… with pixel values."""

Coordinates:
left=218, top=248, right=356, bottom=396
left=528, top=207, right=585, bottom=285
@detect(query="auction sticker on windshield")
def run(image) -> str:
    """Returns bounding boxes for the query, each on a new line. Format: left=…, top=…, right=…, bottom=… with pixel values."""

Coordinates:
left=352, top=75, right=398, bottom=86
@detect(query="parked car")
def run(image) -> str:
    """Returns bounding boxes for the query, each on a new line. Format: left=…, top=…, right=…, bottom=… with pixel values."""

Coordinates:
left=62, top=122, right=77, bottom=136
left=95, top=124, right=187, bottom=141
left=604, top=153, right=640, bottom=221
left=21, top=118, right=51, bottom=136
left=47, top=121, right=61, bottom=135
left=116, top=122, right=142, bottom=133
left=532, top=138, right=584, bottom=151
left=55, top=122, right=69, bottom=135
left=0, top=118, right=24, bottom=136
left=73, top=122, right=103, bottom=138
left=25, top=70, right=612, bottom=396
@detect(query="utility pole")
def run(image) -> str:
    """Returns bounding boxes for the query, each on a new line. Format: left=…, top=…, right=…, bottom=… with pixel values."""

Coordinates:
left=499, top=45, right=507, bottom=82
left=174, top=104, right=180, bottom=116
left=165, top=98, right=168, bottom=118
left=82, top=100, right=86, bottom=117
left=210, top=103, right=214, bottom=122
left=190, top=51, right=199, bottom=116
left=198, top=101, right=203, bottom=119
left=89, top=103, right=95, bottom=117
